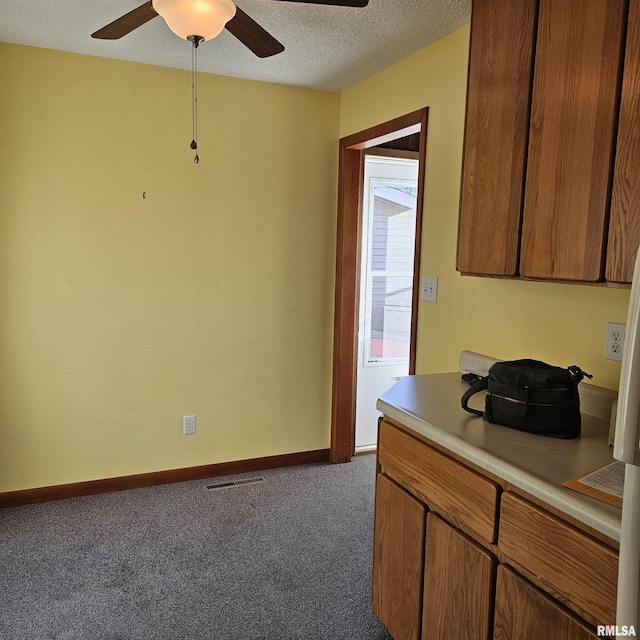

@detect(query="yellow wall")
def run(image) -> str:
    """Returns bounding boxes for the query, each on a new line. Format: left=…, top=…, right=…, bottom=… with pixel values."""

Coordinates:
left=1, top=25, right=632, bottom=493
left=341, top=25, right=630, bottom=390
left=0, top=43, right=340, bottom=492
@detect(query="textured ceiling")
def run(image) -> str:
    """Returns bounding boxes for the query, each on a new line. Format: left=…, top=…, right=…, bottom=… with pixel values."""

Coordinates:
left=0, top=0, right=471, bottom=91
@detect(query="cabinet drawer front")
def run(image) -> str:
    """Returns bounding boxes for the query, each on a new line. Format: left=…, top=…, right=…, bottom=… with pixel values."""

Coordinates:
left=378, top=420, right=499, bottom=544
left=499, top=492, right=617, bottom=626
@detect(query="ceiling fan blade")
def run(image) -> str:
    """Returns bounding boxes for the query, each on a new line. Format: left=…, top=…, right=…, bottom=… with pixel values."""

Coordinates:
left=269, top=0, right=368, bottom=6
left=91, top=1, right=158, bottom=40
left=225, top=7, right=285, bottom=58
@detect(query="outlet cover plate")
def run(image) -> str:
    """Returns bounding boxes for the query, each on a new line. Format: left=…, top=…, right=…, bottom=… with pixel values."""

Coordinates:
left=183, top=415, right=196, bottom=435
left=421, top=276, right=438, bottom=303
left=605, top=322, right=626, bottom=362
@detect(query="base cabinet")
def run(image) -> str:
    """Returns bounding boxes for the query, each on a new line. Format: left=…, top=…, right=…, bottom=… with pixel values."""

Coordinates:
left=494, top=566, right=598, bottom=640
left=422, top=513, right=496, bottom=640
left=372, top=473, right=426, bottom=640
left=498, top=491, right=617, bottom=625
left=373, top=419, right=618, bottom=639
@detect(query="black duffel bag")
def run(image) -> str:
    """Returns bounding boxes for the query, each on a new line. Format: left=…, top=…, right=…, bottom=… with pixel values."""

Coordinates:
left=461, top=359, right=592, bottom=439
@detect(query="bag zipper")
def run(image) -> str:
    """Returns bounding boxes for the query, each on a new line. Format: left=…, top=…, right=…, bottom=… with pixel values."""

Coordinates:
left=490, top=392, right=568, bottom=408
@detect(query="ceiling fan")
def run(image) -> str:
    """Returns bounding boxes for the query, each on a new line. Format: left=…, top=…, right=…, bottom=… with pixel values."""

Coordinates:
left=91, top=0, right=370, bottom=58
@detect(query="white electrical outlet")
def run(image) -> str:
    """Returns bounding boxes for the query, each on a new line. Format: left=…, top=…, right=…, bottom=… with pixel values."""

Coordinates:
left=421, top=276, right=438, bottom=303
left=183, top=415, right=196, bottom=435
left=605, top=322, right=626, bottom=362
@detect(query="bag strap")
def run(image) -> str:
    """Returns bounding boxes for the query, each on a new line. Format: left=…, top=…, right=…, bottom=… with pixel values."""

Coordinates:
left=461, top=376, right=488, bottom=416
left=568, top=365, right=592, bottom=384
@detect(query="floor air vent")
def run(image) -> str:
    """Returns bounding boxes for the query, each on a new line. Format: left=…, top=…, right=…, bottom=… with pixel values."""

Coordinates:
left=204, top=476, right=266, bottom=492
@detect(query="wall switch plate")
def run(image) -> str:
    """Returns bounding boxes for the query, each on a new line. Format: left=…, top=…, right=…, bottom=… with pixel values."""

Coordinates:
left=605, top=322, right=626, bottom=361
left=183, top=415, right=196, bottom=435
left=421, top=276, right=438, bottom=303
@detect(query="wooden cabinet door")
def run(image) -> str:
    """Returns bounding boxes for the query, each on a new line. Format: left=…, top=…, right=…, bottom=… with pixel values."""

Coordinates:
left=378, top=420, right=500, bottom=545
left=519, top=0, right=626, bottom=281
left=607, top=0, right=640, bottom=284
left=457, top=0, right=538, bottom=276
left=498, top=492, right=617, bottom=627
left=494, top=566, right=598, bottom=640
left=373, top=473, right=426, bottom=640
left=422, top=513, right=496, bottom=640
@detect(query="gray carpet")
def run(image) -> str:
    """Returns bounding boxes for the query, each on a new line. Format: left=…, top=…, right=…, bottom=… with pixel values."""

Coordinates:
left=0, top=454, right=393, bottom=640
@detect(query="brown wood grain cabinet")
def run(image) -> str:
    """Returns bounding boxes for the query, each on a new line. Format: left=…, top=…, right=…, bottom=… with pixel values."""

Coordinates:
left=608, top=0, right=640, bottom=283
left=372, top=472, right=426, bottom=640
left=377, top=419, right=499, bottom=545
left=456, top=0, right=537, bottom=276
left=458, top=0, right=636, bottom=284
left=494, top=566, right=598, bottom=640
left=422, top=513, right=496, bottom=640
left=498, top=492, right=618, bottom=626
left=372, top=418, right=618, bottom=638
left=520, top=0, right=626, bottom=281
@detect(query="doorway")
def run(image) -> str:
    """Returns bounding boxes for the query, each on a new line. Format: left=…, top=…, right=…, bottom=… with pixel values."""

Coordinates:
left=330, top=108, right=428, bottom=463
left=355, top=153, right=419, bottom=449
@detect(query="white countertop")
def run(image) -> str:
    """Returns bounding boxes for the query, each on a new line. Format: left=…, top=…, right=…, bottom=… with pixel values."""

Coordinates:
left=377, top=372, right=622, bottom=542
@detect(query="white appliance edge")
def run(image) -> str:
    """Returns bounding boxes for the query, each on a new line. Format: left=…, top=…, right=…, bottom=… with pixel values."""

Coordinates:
left=614, top=248, right=640, bottom=630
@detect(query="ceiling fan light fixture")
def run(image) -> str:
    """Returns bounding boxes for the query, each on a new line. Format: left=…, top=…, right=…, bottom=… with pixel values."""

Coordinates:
left=152, top=0, right=236, bottom=41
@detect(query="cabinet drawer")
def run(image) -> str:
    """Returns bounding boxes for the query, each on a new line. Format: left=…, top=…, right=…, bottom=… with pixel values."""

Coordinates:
left=499, top=492, right=618, bottom=626
left=378, top=420, right=500, bottom=544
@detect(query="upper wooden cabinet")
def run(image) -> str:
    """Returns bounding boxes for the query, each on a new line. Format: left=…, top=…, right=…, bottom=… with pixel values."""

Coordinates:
left=457, top=0, right=537, bottom=276
left=458, top=0, right=634, bottom=284
left=608, top=0, right=640, bottom=283
left=520, top=0, right=626, bottom=281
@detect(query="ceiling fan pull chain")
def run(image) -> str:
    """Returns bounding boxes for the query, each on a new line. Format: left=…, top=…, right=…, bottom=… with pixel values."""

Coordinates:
left=189, top=35, right=203, bottom=164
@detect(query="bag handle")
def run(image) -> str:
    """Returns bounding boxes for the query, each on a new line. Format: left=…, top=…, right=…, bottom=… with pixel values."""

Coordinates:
left=461, top=376, right=488, bottom=416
